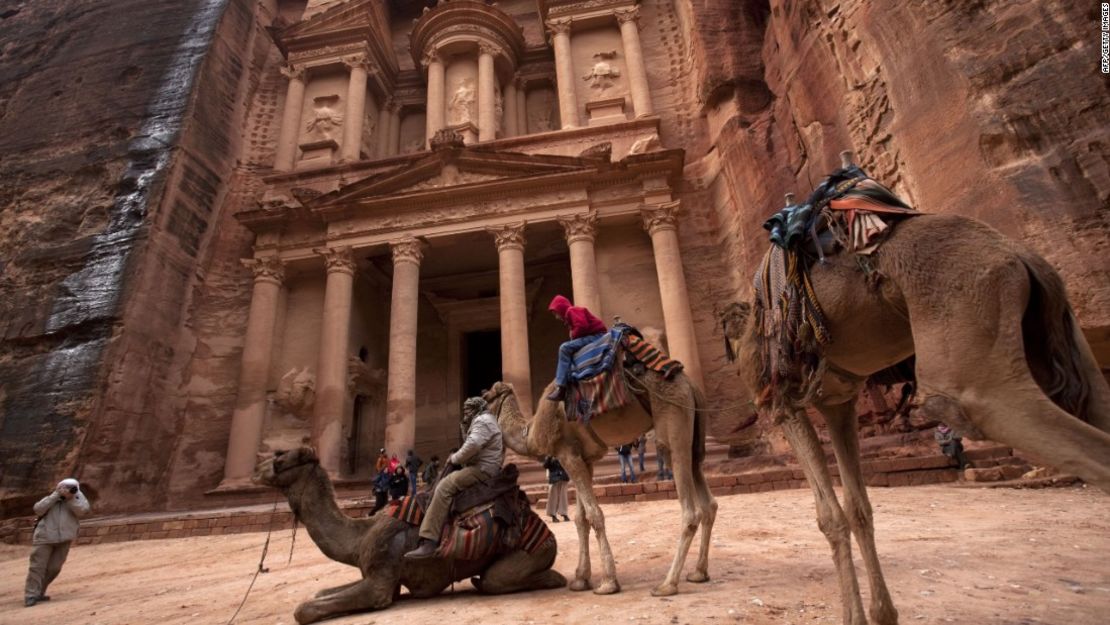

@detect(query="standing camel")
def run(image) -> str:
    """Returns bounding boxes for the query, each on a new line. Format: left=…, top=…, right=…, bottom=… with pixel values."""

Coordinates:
left=483, top=370, right=716, bottom=597
left=720, top=213, right=1110, bottom=625
left=252, top=447, right=565, bottom=624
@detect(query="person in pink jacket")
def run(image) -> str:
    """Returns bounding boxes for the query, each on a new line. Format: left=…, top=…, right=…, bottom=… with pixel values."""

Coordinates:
left=547, top=295, right=608, bottom=401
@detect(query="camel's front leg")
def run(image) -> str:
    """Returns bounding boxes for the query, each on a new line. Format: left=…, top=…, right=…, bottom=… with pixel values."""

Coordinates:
left=779, top=410, right=867, bottom=625
left=313, top=579, right=362, bottom=598
left=819, top=400, right=898, bottom=625
left=563, top=455, right=620, bottom=594
left=294, top=578, right=389, bottom=625
left=651, top=426, right=704, bottom=596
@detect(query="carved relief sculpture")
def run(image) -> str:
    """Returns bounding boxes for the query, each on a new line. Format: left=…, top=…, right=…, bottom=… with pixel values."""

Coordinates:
left=306, top=95, right=344, bottom=141
left=448, top=78, right=477, bottom=126
left=529, top=91, right=556, bottom=132
left=583, top=51, right=621, bottom=92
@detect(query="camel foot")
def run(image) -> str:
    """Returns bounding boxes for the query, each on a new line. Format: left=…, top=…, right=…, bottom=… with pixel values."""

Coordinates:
left=593, top=579, right=621, bottom=595
left=651, top=583, right=678, bottom=597
left=569, top=578, right=592, bottom=592
left=686, top=570, right=710, bottom=584
left=870, top=604, right=899, bottom=625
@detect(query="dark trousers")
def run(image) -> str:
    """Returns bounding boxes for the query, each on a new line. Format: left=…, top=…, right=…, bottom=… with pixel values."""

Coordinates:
left=942, top=441, right=970, bottom=469
left=25, top=541, right=71, bottom=600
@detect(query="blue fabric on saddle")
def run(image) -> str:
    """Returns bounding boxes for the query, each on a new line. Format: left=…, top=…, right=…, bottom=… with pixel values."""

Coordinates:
left=567, top=326, right=631, bottom=382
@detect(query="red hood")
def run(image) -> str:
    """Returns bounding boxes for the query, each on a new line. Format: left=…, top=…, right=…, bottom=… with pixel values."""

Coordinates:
left=548, top=294, right=572, bottom=318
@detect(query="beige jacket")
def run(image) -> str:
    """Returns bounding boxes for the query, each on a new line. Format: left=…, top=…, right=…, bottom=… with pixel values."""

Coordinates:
left=449, top=412, right=503, bottom=478
left=32, top=490, right=90, bottom=545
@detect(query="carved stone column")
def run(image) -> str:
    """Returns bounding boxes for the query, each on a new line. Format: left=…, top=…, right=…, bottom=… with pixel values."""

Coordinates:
left=376, top=97, right=393, bottom=158
left=312, top=246, right=356, bottom=475
left=546, top=18, right=579, bottom=129
left=222, top=256, right=284, bottom=485
left=489, top=223, right=534, bottom=416
left=478, top=43, right=498, bottom=142
left=615, top=7, right=654, bottom=118
left=641, top=202, right=702, bottom=385
left=341, top=55, right=370, bottom=162
left=275, top=64, right=305, bottom=171
left=503, top=80, right=518, bottom=137
left=423, top=49, right=446, bottom=148
left=384, top=238, right=424, bottom=455
left=515, top=76, right=528, bottom=134
left=388, top=100, right=402, bottom=154
left=558, top=212, right=602, bottom=314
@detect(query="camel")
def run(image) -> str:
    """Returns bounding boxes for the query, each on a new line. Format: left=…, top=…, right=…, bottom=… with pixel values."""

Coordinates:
left=720, top=212, right=1110, bottom=625
left=482, top=367, right=716, bottom=597
left=251, top=447, right=566, bottom=624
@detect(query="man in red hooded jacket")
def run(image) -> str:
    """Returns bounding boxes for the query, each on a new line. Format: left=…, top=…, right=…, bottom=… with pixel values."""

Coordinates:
left=547, top=294, right=607, bottom=401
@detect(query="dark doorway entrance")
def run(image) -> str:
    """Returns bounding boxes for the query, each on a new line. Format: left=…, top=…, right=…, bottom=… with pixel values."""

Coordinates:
left=462, top=330, right=502, bottom=399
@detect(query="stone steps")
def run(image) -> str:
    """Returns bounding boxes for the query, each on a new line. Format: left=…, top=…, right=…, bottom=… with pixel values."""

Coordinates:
left=0, top=445, right=1019, bottom=546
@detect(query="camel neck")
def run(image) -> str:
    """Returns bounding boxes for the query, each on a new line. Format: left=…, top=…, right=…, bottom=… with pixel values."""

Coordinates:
left=285, top=465, right=362, bottom=566
left=497, top=393, right=535, bottom=457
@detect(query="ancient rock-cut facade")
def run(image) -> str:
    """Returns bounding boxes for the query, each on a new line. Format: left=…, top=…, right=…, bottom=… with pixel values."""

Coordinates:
left=0, top=0, right=1106, bottom=514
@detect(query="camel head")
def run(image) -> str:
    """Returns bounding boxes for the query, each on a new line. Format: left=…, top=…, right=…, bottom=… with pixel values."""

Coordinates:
left=252, top=446, right=320, bottom=489
left=482, top=380, right=518, bottom=415
left=717, top=301, right=752, bottom=363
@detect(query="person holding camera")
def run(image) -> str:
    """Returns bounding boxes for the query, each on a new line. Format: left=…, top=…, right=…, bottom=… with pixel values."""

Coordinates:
left=25, top=478, right=90, bottom=607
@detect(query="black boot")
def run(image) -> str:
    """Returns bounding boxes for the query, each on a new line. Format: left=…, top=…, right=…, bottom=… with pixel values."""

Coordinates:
left=547, top=385, right=567, bottom=401
left=562, top=514, right=571, bottom=522
left=404, top=538, right=440, bottom=560
left=550, top=514, right=559, bottom=523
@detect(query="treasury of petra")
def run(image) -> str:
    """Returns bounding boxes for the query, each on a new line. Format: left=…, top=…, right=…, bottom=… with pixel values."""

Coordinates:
left=0, top=0, right=1107, bottom=520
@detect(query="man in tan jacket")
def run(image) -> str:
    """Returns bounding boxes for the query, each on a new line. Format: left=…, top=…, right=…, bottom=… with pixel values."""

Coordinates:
left=25, top=478, right=90, bottom=607
left=404, top=396, right=503, bottom=559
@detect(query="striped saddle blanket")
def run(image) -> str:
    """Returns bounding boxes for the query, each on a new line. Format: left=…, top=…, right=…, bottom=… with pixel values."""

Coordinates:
left=386, top=491, right=553, bottom=561
left=565, top=324, right=682, bottom=422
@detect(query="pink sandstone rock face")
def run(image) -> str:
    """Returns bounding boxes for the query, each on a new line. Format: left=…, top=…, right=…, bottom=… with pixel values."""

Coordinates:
left=0, top=0, right=1106, bottom=515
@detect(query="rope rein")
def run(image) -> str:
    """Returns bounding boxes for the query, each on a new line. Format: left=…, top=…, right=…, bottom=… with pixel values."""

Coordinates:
left=225, top=494, right=280, bottom=625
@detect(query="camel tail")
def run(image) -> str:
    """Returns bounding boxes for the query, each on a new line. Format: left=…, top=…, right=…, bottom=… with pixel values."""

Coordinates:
left=1019, top=252, right=1092, bottom=422
left=691, top=380, right=707, bottom=467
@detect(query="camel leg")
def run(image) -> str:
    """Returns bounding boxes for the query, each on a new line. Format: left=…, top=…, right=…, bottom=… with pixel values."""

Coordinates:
left=910, top=270, right=1110, bottom=492
left=294, top=578, right=390, bottom=625
left=779, top=410, right=867, bottom=625
left=475, top=540, right=567, bottom=594
left=686, top=456, right=717, bottom=585
left=563, top=454, right=620, bottom=594
left=819, top=400, right=899, bottom=625
left=651, top=414, right=706, bottom=596
left=313, top=579, right=362, bottom=598
left=1070, top=317, right=1110, bottom=433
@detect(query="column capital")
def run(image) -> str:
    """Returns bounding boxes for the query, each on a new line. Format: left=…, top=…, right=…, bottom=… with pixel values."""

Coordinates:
left=280, top=64, right=305, bottom=81
left=513, top=74, right=527, bottom=90
left=315, top=246, right=356, bottom=275
left=614, top=6, right=640, bottom=25
left=488, top=222, right=527, bottom=251
left=641, top=200, right=681, bottom=235
left=342, top=54, right=372, bottom=73
left=385, top=96, right=401, bottom=113
left=546, top=17, right=573, bottom=36
left=558, top=211, right=599, bottom=244
left=478, top=42, right=501, bottom=57
left=421, top=48, right=443, bottom=68
left=391, top=237, right=425, bottom=266
left=241, top=255, right=285, bottom=284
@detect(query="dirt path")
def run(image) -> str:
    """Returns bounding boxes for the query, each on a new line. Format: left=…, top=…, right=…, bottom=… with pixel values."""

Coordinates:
left=2, top=485, right=1108, bottom=625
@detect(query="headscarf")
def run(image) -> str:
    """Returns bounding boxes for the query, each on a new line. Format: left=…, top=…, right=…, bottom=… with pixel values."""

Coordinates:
left=463, top=396, right=488, bottom=415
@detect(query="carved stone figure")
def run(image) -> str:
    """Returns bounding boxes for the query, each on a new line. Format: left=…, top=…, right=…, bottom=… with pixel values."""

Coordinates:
left=448, top=78, right=477, bottom=125
left=529, top=91, right=555, bottom=132
left=305, top=95, right=343, bottom=141
left=275, top=366, right=315, bottom=419
left=583, top=51, right=621, bottom=92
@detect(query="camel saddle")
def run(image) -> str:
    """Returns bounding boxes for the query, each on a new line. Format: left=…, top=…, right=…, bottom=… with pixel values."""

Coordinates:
left=386, top=464, right=554, bottom=560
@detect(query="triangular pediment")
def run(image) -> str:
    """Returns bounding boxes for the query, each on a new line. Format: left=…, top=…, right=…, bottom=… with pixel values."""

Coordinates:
left=281, top=0, right=373, bottom=40
left=314, top=147, right=606, bottom=208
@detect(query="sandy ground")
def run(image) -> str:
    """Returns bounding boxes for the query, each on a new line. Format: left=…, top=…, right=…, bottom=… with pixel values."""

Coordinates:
left=2, top=484, right=1108, bottom=625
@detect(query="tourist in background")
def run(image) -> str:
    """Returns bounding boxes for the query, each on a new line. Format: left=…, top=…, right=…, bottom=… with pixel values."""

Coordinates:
left=369, top=468, right=391, bottom=515
left=405, top=449, right=423, bottom=495
left=543, top=456, right=571, bottom=523
left=25, top=478, right=89, bottom=607
left=935, top=423, right=970, bottom=470
left=388, top=466, right=409, bottom=501
left=616, top=443, right=637, bottom=483
left=422, top=455, right=441, bottom=488
left=374, top=448, right=389, bottom=474
left=636, top=433, right=647, bottom=473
